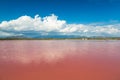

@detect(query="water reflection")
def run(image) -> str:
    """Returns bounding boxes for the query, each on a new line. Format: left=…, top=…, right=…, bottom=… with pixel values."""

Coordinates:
left=0, top=40, right=120, bottom=80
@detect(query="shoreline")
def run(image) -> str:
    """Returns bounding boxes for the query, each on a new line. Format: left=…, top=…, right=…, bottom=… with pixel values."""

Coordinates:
left=0, top=38, right=120, bottom=40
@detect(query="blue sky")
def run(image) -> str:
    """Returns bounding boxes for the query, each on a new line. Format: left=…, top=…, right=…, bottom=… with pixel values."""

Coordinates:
left=0, top=0, right=120, bottom=23
left=0, top=0, right=120, bottom=37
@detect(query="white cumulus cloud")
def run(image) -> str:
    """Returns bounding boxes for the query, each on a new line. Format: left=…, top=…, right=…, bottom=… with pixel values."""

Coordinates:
left=0, top=14, right=120, bottom=37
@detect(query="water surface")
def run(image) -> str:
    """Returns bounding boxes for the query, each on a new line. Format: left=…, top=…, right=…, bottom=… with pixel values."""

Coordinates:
left=0, top=40, right=120, bottom=80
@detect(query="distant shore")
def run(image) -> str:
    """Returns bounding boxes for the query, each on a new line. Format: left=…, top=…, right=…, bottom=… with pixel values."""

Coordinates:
left=0, top=37, right=120, bottom=40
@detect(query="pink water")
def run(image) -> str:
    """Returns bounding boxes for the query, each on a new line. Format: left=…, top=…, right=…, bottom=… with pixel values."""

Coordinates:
left=0, top=40, right=120, bottom=80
